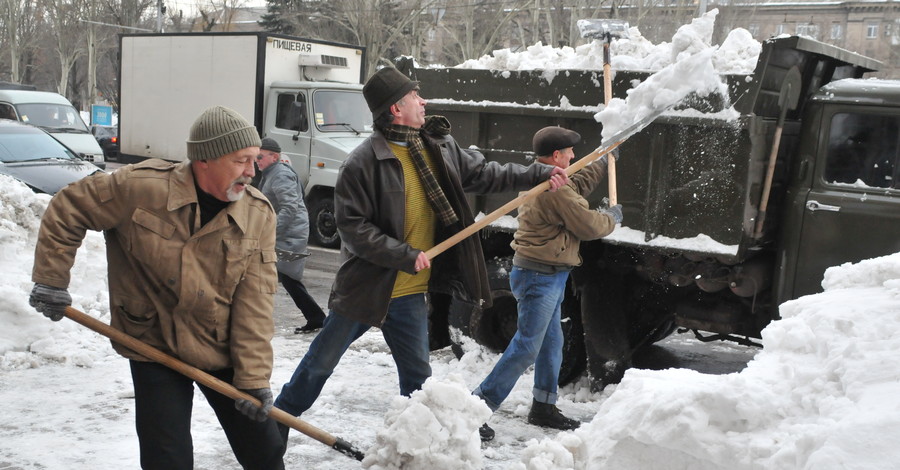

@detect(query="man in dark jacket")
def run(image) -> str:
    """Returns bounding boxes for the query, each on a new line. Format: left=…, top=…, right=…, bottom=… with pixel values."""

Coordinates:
left=274, top=67, right=568, bottom=441
left=29, top=105, right=285, bottom=469
left=255, top=137, right=326, bottom=333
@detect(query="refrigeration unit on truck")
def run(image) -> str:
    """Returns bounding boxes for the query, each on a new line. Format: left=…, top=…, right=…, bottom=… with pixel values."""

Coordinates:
left=401, top=35, right=900, bottom=391
left=119, top=32, right=371, bottom=247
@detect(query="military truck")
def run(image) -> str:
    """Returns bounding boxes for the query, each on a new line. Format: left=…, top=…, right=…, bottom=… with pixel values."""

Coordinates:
left=403, top=35, right=900, bottom=390
left=118, top=33, right=371, bottom=247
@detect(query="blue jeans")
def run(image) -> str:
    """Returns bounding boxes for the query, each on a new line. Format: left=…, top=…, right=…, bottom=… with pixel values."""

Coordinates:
left=474, top=267, right=568, bottom=411
left=275, top=293, right=431, bottom=417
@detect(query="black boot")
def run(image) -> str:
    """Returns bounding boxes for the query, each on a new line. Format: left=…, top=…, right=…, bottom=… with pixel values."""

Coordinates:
left=479, top=423, right=495, bottom=442
left=527, top=399, right=580, bottom=430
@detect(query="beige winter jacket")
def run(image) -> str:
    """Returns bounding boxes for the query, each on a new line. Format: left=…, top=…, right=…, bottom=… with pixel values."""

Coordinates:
left=32, top=159, right=278, bottom=389
left=511, top=160, right=617, bottom=268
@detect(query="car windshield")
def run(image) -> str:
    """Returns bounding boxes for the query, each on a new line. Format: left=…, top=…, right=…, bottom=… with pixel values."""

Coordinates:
left=313, top=90, right=373, bottom=133
left=17, top=103, right=89, bottom=132
left=0, top=127, right=79, bottom=163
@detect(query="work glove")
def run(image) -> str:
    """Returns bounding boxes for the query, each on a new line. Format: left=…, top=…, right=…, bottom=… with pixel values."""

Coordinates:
left=235, top=387, right=274, bottom=422
left=275, top=249, right=309, bottom=262
left=599, top=204, right=623, bottom=224
left=29, top=283, right=72, bottom=322
left=598, top=148, right=620, bottom=167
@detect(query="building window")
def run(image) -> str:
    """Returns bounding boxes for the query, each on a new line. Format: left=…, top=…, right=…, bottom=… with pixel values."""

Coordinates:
left=776, top=24, right=785, bottom=35
left=797, top=23, right=819, bottom=39
left=866, top=23, right=878, bottom=38
left=831, top=23, right=843, bottom=40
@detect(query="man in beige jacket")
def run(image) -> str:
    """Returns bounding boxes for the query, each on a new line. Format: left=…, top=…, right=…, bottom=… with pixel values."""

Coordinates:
left=29, top=106, right=285, bottom=469
left=474, top=126, right=622, bottom=441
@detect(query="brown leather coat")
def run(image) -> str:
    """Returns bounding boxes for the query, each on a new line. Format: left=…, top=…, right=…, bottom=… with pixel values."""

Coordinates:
left=32, top=159, right=278, bottom=389
left=330, top=127, right=554, bottom=326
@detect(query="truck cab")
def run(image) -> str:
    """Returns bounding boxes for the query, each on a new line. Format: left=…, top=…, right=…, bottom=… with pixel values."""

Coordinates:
left=778, top=79, right=900, bottom=302
left=264, top=81, right=372, bottom=247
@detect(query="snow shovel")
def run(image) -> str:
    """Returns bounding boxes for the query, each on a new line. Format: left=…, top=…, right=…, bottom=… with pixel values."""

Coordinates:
left=62, top=306, right=366, bottom=461
left=425, top=103, right=670, bottom=261
left=578, top=18, right=630, bottom=205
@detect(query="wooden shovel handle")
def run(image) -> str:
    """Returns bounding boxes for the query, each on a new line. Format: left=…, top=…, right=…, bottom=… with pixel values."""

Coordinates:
left=62, top=306, right=365, bottom=460
left=603, top=46, right=618, bottom=206
left=425, top=141, right=622, bottom=260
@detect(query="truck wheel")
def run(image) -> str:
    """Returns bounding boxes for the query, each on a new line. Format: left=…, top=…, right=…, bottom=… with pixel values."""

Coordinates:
left=308, top=196, right=340, bottom=248
left=467, top=257, right=587, bottom=386
left=558, top=289, right=587, bottom=386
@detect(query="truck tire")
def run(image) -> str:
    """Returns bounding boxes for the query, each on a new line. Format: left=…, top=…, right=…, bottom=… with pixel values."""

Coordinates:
left=574, top=247, right=679, bottom=391
left=308, top=195, right=340, bottom=248
left=464, top=257, right=587, bottom=386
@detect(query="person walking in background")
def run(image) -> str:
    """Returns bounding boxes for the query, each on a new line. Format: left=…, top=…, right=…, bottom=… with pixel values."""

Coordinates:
left=474, top=126, right=622, bottom=441
left=255, top=137, right=327, bottom=334
left=28, top=105, right=285, bottom=469
left=274, top=67, right=569, bottom=443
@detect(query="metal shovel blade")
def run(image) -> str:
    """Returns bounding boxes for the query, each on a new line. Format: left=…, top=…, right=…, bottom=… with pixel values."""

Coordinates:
left=599, top=104, right=673, bottom=150
left=577, top=18, right=630, bottom=40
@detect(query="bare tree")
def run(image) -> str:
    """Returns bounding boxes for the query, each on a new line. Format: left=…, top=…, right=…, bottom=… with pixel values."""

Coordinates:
left=0, top=0, right=39, bottom=84
left=438, top=0, right=534, bottom=65
left=39, top=0, right=90, bottom=97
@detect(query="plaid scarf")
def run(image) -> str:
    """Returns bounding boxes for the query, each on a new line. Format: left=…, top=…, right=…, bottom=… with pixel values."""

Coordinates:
left=382, top=116, right=458, bottom=227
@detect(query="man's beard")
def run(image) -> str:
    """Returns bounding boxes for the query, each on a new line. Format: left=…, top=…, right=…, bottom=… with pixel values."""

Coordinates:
left=226, top=177, right=252, bottom=202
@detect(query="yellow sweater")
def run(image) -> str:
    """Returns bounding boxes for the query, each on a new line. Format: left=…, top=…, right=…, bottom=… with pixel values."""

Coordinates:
left=389, top=142, right=437, bottom=298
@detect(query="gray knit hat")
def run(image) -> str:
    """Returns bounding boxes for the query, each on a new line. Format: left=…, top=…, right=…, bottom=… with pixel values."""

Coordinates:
left=186, top=106, right=261, bottom=161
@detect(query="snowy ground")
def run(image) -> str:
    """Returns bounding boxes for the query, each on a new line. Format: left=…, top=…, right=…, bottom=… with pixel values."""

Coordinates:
left=2, top=173, right=900, bottom=469
left=4, top=9, right=900, bottom=469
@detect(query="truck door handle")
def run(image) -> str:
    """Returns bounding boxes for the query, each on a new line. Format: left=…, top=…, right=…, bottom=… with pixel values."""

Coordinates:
left=806, top=200, right=841, bottom=212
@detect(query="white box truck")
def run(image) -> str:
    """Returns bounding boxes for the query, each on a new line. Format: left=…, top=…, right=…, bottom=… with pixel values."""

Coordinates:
left=118, top=32, right=371, bottom=247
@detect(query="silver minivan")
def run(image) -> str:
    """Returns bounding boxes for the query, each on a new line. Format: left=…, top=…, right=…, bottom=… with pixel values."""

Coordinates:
left=0, top=90, right=106, bottom=169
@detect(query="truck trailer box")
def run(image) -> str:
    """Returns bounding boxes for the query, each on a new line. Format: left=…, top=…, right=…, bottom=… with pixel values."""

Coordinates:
left=119, top=32, right=370, bottom=247
left=119, top=32, right=366, bottom=162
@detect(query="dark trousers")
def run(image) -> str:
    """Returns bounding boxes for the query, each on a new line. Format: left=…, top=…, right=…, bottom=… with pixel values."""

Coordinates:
left=130, top=361, right=285, bottom=470
left=278, top=271, right=326, bottom=325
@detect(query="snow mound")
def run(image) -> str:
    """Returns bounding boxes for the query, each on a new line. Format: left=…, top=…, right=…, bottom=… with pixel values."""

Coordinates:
left=362, top=374, right=492, bottom=469
left=515, top=251, right=900, bottom=469
left=0, top=175, right=112, bottom=369
left=455, top=9, right=760, bottom=75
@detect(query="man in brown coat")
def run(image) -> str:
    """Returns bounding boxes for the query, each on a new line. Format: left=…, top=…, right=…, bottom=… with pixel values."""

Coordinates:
left=29, top=105, right=285, bottom=469
left=474, top=126, right=622, bottom=441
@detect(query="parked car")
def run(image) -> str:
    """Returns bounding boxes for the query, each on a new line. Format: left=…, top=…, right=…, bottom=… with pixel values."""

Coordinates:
left=0, top=119, right=104, bottom=194
left=91, top=125, right=118, bottom=161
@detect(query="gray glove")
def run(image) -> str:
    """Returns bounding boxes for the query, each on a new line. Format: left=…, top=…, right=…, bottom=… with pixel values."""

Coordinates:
left=275, top=248, right=309, bottom=262
left=29, top=283, right=72, bottom=321
left=598, top=148, right=620, bottom=166
left=599, top=204, right=623, bottom=224
left=235, top=387, right=274, bottom=422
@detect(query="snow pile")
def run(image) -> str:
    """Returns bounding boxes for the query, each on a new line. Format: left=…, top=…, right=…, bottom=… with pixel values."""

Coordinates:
left=456, top=9, right=759, bottom=75
left=515, top=251, right=900, bottom=470
left=0, top=174, right=112, bottom=369
left=596, top=11, right=733, bottom=141
left=362, top=374, right=492, bottom=469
